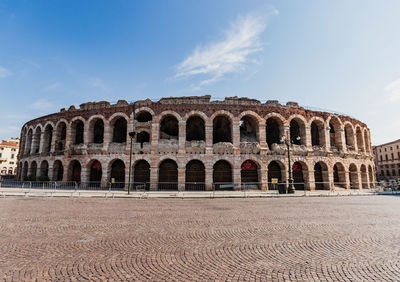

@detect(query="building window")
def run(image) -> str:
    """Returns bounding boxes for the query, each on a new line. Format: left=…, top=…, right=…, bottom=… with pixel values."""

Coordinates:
left=0, top=153, right=2, bottom=157
left=9, top=162, right=14, bottom=164
left=380, top=156, right=383, bottom=161
left=390, top=147, right=393, bottom=150
left=11, top=154, right=14, bottom=159
left=392, top=170, right=396, bottom=176
left=385, top=148, right=387, bottom=152
left=387, top=170, right=390, bottom=176
left=392, top=153, right=394, bottom=160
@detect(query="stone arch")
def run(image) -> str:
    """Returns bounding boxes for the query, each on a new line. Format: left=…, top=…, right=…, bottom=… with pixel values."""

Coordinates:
left=29, top=161, right=38, bottom=179
left=22, top=161, right=29, bottom=180
left=186, top=115, right=205, bottom=141
left=314, top=161, right=329, bottom=190
left=110, top=115, right=128, bottom=143
left=213, top=160, right=233, bottom=189
left=349, top=163, right=359, bottom=189
left=159, top=114, right=179, bottom=140
left=333, top=162, right=346, bottom=188
left=68, top=160, right=81, bottom=183
left=265, top=114, right=285, bottom=149
left=134, top=159, right=150, bottom=190
left=267, top=160, right=285, bottom=190
left=88, top=116, right=105, bottom=144
left=368, top=165, right=374, bottom=186
left=135, top=107, right=155, bottom=122
left=42, top=123, right=54, bottom=152
left=31, top=126, right=42, bottom=154
left=70, top=117, right=85, bottom=145
left=360, top=164, right=368, bottom=189
left=109, top=159, right=125, bottom=188
left=355, top=126, right=364, bottom=153
left=309, top=117, right=326, bottom=147
left=328, top=115, right=343, bottom=150
left=212, top=114, right=233, bottom=144
left=241, top=159, right=260, bottom=189
left=158, top=159, right=178, bottom=190
left=53, top=160, right=64, bottom=181
left=55, top=120, right=67, bottom=151
left=240, top=114, right=259, bottom=143
left=185, top=159, right=205, bottom=190
left=292, top=161, right=308, bottom=190
left=344, top=122, right=355, bottom=150
left=39, top=160, right=49, bottom=178
left=25, top=128, right=33, bottom=155
left=288, top=115, right=307, bottom=145
left=87, top=159, right=102, bottom=186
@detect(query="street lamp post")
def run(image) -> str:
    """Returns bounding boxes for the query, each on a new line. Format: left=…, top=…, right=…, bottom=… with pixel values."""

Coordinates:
left=127, top=131, right=136, bottom=195
left=281, top=126, right=299, bottom=194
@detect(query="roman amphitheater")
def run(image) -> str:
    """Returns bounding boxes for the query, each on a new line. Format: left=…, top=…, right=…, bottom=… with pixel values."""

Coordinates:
left=17, top=96, right=375, bottom=191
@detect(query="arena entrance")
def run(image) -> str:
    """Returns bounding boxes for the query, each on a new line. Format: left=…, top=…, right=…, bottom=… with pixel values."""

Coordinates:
left=268, top=161, right=282, bottom=190
left=240, top=160, right=259, bottom=189
left=213, top=160, right=232, bottom=190
left=134, top=160, right=150, bottom=190
left=185, top=160, right=205, bottom=190
left=158, top=159, right=178, bottom=190
left=110, top=159, right=125, bottom=188
left=89, top=160, right=102, bottom=187
left=292, top=162, right=305, bottom=190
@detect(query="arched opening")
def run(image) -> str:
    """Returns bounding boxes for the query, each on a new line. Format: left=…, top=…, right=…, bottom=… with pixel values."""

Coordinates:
left=92, top=119, right=104, bottom=144
left=55, top=122, right=67, bottom=151
left=360, top=164, right=368, bottom=189
left=290, top=118, right=305, bottom=145
left=39, top=161, right=49, bottom=179
left=368, top=165, right=374, bottom=187
left=136, top=111, right=152, bottom=122
left=213, top=115, right=232, bottom=144
left=43, top=125, right=53, bottom=152
left=137, top=131, right=150, bottom=144
left=240, top=115, right=259, bottom=142
left=268, top=161, right=283, bottom=190
left=134, top=160, right=150, bottom=190
left=158, top=159, right=178, bottom=190
left=344, top=124, right=355, bottom=150
left=53, top=160, right=63, bottom=181
left=241, top=160, right=259, bottom=189
left=68, top=160, right=81, bottom=183
left=311, top=120, right=325, bottom=147
left=25, top=129, right=33, bottom=155
left=29, top=161, right=37, bottom=180
left=329, top=117, right=343, bottom=150
left=292, top=161, right=306, bottom=190
left=314, top=162, right=329, bottom=190
left=72, top=120, right=84, bottom=145
left=213, top=160, right=232, bottom=189
left=112, top=117, right=127, bottom=143
left=185, top=160, right=205, bottom=190
left=186, top=116, right=205, bottom=141
left=356, top=127, right=364, bottom=152
left=266, top=118, right=282, bottom=150
left=32, top=127, right=42, bottom=154
left=89, top=160, right=102, bottom=187
left=22, top=161, right=29, bottom=180
left=333, top=163, right=346, bottom=188
left=349, top=164, right=359, bottom=189
left=110, top=159, right=125, bottom=188
left=160, top=115, right=178, bottom=140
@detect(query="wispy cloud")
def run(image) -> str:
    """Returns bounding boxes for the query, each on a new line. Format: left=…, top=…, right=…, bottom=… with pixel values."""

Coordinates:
left=0, top=66, right=11, bottom=78
left=42, top=82, right=61, bottom=92
left=175, top=9, right=278, bottom=89
left=30, top=98, right=57, bottom=113
left=384, top=78, right=400, bottom=102
left=89, top=77, right=110, bottom=92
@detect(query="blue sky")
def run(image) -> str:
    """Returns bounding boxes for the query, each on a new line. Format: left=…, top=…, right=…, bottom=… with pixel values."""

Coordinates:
left=1, top=0, right=400, bottom=145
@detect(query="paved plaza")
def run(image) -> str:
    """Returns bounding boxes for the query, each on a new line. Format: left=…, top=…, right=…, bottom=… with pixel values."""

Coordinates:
left=0, top=196, right=400, bottom=281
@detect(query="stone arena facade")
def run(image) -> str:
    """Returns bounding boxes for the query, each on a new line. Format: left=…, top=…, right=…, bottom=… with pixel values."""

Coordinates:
left=17, top=96, right=375, bottom=190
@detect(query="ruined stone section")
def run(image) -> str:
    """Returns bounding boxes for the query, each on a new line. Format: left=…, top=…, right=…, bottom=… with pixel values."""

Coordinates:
left=17, top=96, right=375, bottom=190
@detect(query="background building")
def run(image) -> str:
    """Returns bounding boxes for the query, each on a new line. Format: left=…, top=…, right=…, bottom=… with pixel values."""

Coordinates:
left=17, top=96, right=375, bottom=190
left=0, top=138, right=19, bottom=176
left=373, top=139, right=400, bottom=180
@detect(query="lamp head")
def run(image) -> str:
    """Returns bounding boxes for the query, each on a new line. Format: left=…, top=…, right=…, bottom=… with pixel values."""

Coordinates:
left=129, top=132, right=136, bottom=138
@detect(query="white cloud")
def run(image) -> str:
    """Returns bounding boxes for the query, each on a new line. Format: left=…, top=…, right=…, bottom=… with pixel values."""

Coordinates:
left=385, top=78, right=400, bottom=102
left=0, top=66, right=11, bottom=78
left=30, top=98, right=56, bottom=113
left=89, top=77, right=109, bottom=92
left=42, top=82, right=61, bottom=92
left=175, top=9, right=277, bottom=89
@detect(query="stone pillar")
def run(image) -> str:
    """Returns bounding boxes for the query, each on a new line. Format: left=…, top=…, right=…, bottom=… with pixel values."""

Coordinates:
left=151, top=122, right=159, bottom=154
left=38, top=131, right=45, bottom=153
left=205, top=167, right=213, bottom=191
left=64, top=125, right=72, bottom=152
left=81, top=166, right=89, bottom=184
left=324, top=127, right=331, bottom=151
left=339, top=129, right=346, bottom=152
left=62, top=164, right=69, bottom=182
left=305, top=126, right=312, bottom=149
left=233, top=167, right=240, bottom=190
left=260, top=166, right=268, bottom=191
left=48, top=164, right=54, bottom=182
left=150, top=166, right=158, bottom=190
left=308, top=169, right=315, bottom=191
left=205, top=122, right=213, bottom=154
left=101, top=166, right=108, bottom=188
left=259, top=121, right=267, bottom=146
left=178, top=167, right=185, bottom=191
left=344, top=169, right=350, bottom=189
left=232, top=118, right=240, bottom=155
left=356, top=171, right=362, bottom=190
left=178, top=121, right=186, bottom=154
left=84, top=122, right=90, bottom=146
left=103, top=120, right=112, bottom=150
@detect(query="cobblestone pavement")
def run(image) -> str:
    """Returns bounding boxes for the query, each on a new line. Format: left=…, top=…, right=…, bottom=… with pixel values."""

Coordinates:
left=1, top=196, right=400, bottom=281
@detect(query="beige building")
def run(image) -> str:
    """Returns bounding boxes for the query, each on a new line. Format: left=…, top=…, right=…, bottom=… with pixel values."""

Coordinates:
left=17, top=96, right=375, bottom=190
left=373, top=139, right=400, bottom=180
left=0, top=138, right=19, bottom=175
